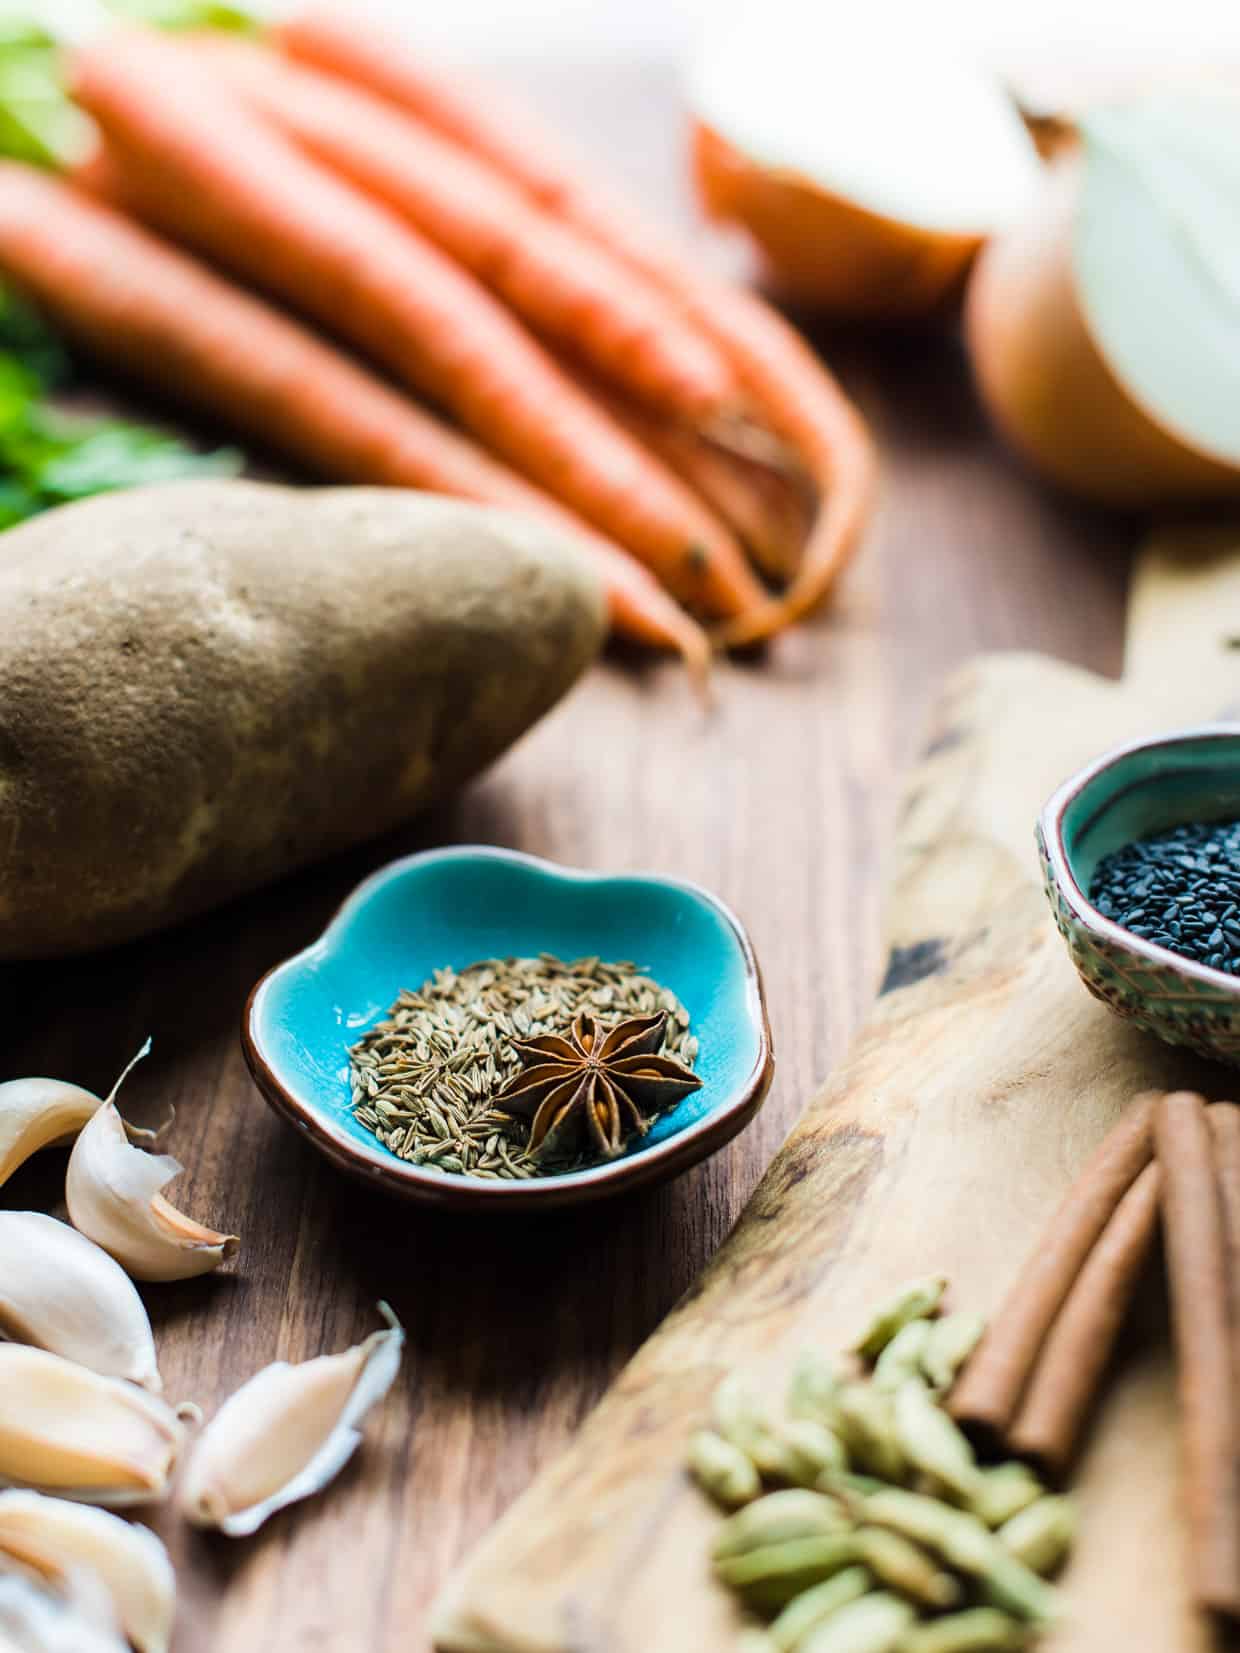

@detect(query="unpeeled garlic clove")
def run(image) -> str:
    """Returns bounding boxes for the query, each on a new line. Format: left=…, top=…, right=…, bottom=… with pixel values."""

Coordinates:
left=180, top=1304, right=403, bottom=1536
left=0, top=1560, right=129, bottom=1653
left=0, top=1213, right=160, bottom=1392
left=66, top=1102, right=238, bottom=1284
left=0, top=1080, right=100, bottom=1189
left=0, top=1345, right=183, bottom=1507
left=0, top=1492, right=173, bottom=1653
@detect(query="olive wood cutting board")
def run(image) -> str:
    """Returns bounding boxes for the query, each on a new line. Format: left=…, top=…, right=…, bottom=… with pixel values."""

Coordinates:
left=430, top=524, right=1240, bottom=1653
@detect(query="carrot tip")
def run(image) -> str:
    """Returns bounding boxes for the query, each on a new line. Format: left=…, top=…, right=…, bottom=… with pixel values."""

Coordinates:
left=711, top=603, right=788, bottom=650
left=702, top=411, right=809, bottom=488
left=679, top=626, right=716, bottom=705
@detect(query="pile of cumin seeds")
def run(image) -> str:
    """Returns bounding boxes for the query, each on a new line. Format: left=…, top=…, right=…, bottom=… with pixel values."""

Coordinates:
left=348, top=953, right=697, bottom=1180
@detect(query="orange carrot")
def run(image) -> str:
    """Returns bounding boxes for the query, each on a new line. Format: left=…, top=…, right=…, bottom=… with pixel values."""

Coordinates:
left=70, top=31, right=765, bottom=623
left=681, top=282, right=878, bottom=645
left=0, top=162, right=710, bottom=672
left=585, top=378, right=811, bottom=582
left=278, top=7, right=598, bottom=221
left=277, top=7, right=878, bottom=644
left=188, top=35, right=737, bottom=424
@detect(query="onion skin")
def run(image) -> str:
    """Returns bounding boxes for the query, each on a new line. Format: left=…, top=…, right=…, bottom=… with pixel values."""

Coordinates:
left=966, top=160, right=1240, bottom=505
left=692, top=121, right=979, bottom=318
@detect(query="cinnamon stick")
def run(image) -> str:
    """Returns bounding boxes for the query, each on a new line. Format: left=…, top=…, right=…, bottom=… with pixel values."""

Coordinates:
left=1007, top=1162, right=1161, bottom=1478
left=1155, top=1091, right=1240, bottom=1618
left=1209, top=1102, right=1240, bottom=1341
left=949, top=1091, right=1159, bottom=1442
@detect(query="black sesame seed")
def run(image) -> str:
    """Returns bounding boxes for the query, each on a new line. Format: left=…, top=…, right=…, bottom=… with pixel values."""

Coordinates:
left=1089, top=817, right=1240, bottom=976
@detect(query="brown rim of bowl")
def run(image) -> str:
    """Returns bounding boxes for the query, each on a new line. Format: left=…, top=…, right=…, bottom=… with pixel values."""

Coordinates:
left=240, top=848, right=775, bottom=1212
left=1040, top=722, right=1240, bottom=1000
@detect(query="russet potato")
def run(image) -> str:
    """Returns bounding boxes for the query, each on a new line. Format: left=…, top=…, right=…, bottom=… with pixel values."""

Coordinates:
left=0, top=481, right=605, bottom=956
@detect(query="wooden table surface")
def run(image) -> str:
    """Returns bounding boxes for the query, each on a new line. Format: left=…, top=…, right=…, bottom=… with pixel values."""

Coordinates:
left=0, top=51, right=1137, bottom=1653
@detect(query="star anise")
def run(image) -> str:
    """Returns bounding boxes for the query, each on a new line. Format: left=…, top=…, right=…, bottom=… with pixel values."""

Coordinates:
left=495, top=1010, right=702, bottom=1163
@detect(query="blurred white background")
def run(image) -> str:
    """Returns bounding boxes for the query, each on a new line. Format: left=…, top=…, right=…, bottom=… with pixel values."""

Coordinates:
left=366, top=0, right=1240, bottom=72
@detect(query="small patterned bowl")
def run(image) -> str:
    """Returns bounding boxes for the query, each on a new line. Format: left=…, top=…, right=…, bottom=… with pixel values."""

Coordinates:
left=242, top=846, right=773, bottom=1210
left=1038, top=724, right=1240, bottom=1065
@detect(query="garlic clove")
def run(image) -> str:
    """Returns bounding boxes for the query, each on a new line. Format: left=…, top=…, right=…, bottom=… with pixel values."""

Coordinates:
left=0, top=1346, right=183, bottom=1507
left=180, top=1305, right=403, bottom=1536
left=0, top=1213, right=160, bottom=1392
left=65, top=1102, right=238, bottom=1283
left=0, top=1559, right=129, bottom=1653
left=0, top=1080, right=100, bottom=1190
left=0, top=1493, right=174, bottom=1653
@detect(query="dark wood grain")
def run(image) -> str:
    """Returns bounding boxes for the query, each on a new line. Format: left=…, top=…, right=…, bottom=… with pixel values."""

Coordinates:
left=0, top=50, right=1132, bottom=1653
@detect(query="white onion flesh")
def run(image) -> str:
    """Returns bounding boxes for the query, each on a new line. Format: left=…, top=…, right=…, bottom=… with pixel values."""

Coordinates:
left=688, top=4, right=1042, bottom=235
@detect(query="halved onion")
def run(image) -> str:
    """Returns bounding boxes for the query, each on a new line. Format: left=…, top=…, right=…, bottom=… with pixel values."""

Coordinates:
left=967, top=95, right=1240, bottom=504
left=687, top=9, right=1042, bottom=317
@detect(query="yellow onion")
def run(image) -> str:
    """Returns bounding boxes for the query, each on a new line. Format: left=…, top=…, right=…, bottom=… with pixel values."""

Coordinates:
left=967, top=95, right=1240, bottom=504
left=687, top=8, right=1041, bottom=318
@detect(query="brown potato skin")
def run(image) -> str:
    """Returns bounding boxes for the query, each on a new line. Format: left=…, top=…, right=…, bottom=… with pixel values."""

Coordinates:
left=0, top=481, right=605, bottom=957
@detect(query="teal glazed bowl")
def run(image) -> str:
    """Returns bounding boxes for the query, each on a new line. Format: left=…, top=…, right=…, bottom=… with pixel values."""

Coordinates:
left=1038, top=725, right=1240, bottom=1065
left=242, top=847, right=773, bottom=1210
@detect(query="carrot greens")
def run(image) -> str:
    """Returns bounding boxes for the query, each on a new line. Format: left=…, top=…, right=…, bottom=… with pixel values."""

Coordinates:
left=0, top=284, right=240, bottom=529
left=0, top=4, right=259, bottom=170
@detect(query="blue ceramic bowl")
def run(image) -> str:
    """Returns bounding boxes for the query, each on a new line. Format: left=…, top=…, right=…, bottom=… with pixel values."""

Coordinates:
left=1039, top=724, right=1240, bottom=1065
left=242, top=847, right=773, bottom=1209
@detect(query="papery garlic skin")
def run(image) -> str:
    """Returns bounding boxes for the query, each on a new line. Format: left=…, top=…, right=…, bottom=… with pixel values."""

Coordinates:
left=180, top=1307, right=403, bottom=1536
left=65, top=1102, right=238, bottom=1283
left=0, top=1213, right=160, bottom=1392
left=0, top=1493, right=174, bottom=1653
left=0, top=1081, right=99, bottom=1190
left=0, top=1346, right=183, bottom=1507
left=0, top=1561, right=130, bottom=1653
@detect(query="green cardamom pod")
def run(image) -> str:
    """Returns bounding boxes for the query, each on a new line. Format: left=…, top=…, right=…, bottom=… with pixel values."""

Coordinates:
left=788, top=1351, right=844, bottom=1429
left=822, top=1469, right=886, bottom=1500
left=920, top=1313, right=986, bottom=1393
left=978, top=1549, right=1062, bottom=1626
left=862, top=1488, right=992, bottom=1569
left=714, top=1374, right=800, bottom=1481
left=782, top=1419, right=850, bottom=1485
left=798, top=1591, right=916, bottom=1653
left=854, top=1526, right=962, bottom=1610
left=998, top=1495, right=1077, bottom=1577
left=736, top=1632, right=781, bottom=1653
left=834, top=1384, right=906, bottom=1482
left=898, top=1607, right=1028, bottom=1652
left=768, top=1565, right=874, bottom=1652
left=853, top=1277, right=948, bottom=1361
left=715, top=1533, right=862, bottom=1614
left=713, top=1490, right=852, bottom=1562
left=892, top=1379, right=981, bottom=1501
left=860, top=1489, right=1058, bottom=1625
left=873, top=1322, right=933, bottom=1393
left=686, top=1428, right=762, bottom=1509
left=968, top=1462, right=1045, bottom=1529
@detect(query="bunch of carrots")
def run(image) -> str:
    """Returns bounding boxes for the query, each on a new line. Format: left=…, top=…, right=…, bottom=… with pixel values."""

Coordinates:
left=0, top=8, right=877, bottom=676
